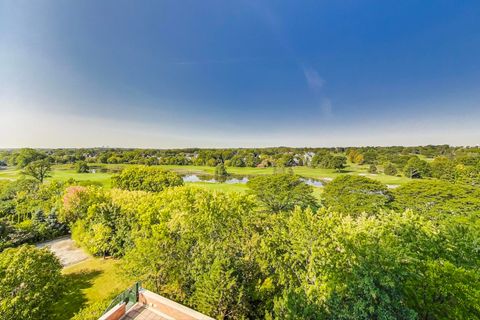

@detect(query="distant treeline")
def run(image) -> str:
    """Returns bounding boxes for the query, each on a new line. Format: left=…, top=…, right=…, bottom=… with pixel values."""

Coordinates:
left=1, top=145, right=479, bottom=167
left=2, top=145, right=480, bottom=182
left=1, top=163, right=480, bottom=318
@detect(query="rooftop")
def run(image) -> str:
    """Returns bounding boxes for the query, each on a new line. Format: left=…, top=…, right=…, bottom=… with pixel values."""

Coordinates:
left=99, top=285, right=213, bottom=320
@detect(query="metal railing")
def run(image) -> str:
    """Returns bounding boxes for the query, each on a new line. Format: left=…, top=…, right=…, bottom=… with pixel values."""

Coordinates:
left=101, top=282, right=141, bottom=316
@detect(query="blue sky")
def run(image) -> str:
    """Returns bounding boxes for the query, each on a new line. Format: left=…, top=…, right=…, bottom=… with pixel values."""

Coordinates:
left=1, top=0, right=480, bottom=147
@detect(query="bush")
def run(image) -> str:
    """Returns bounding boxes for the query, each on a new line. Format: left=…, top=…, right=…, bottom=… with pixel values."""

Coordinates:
left=72, top=298, right=112, bottom=320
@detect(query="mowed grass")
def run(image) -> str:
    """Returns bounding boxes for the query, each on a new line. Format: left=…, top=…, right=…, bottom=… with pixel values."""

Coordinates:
left=51, top=258, right=132, bottom=320
left=51, top=169, right=113, bottom=187
left=186, top=181, right=249, bottom=193
left=0, top=167, right=20, bottom=180
left=158, top=163, right=410, bottom=185
left=0, top=162, right=410, bottom=192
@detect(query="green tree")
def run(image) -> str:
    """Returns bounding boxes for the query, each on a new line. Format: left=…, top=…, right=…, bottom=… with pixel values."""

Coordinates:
left=430, top=156, right=455, bottom=181
left=403, top=157, right=431, bottom=179
left=322, top=175, right=392, bottom=215
left=261, top=208, right=417, bottom=320
left=247, top=174, right=318, bottom=213
left=332, top=155, right=347, bottom=172
left=392, top=180, right=480, bottom=217
left=122, top=187, right=261, bottom=319
left=111, top=166, right=183, bottom=192
left=368, top=164, right=378, bottom=174
left=384, top=162, right=398, bottom=176
left=14, top=148, right=46, bottom=168
left=215, top=163, right=228, bottom=177
left=22, top=159, right=52, bottom=183
left=0, top=245, right=63, bottom=320
left=191, top=257, right=249, bottom=319
left=454, top=163, right=480, bottom=187
left=71, top=200, right=134, bottom=257
left=363, top=150, right=378, bottom=164
left=76, top=161, right=89, bottom=173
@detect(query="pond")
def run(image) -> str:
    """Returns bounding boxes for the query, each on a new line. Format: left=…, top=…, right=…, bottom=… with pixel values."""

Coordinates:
left=182, top=174, right=248, bottom=184
left=299, top=178, right=324, bottom=187
left=182, top=174, right=323, bottom=187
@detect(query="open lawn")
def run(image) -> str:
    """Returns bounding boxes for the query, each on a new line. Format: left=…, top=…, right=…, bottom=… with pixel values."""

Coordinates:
left=186, top=181, right=249, bottom=193
left=155, top=164, right=410, bottom=185
left=0, top=163, right=411, bottom=192
left=51, top=258, right=132, bottom=320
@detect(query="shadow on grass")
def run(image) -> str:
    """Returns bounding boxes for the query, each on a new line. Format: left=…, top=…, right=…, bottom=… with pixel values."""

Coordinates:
left=50, top=269, right=103, bottom=320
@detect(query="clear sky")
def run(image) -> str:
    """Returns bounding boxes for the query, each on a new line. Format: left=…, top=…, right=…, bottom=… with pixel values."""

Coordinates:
left=1, top=0, right=480, bottom=148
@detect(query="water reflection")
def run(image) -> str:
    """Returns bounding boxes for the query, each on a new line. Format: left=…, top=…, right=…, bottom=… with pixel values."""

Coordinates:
left=300, top=178, right=324, bottom=187
left=182, top=174, right=247, bottom=184
left=182, top=174, right=323, bottom=187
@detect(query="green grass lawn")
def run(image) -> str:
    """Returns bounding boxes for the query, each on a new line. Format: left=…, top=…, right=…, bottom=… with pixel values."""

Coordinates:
left=51, top=258, right=132, bottom=320
left=185, top=181, right=324, bottom=200
left=0, top=167, right=20, bottom=180
left=185, top=181, right=249, bottom=193
left=0, top=163, right=411, bottom=191
left=50, top=169, right=113, bottom=187
left=159, top=163, right=410, bottom=185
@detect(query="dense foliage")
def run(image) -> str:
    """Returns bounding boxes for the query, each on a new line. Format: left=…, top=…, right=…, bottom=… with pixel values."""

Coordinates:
left=1, top=145, right=480, bottom=319
left=392, top=180, right=480, bottom=217
left=0, top=179, right=67, bottom=250
left=247, top=174, right=318, bottom=213
left=0, top=245, right=63, bottom=320
left=22, top=159, right=52, bottom=182
left=111, top=166, right=184, bottom=192
left=60, top=175, right=480, bottom=319
left=2, top=145, right=479, bottom=171
left=322, top=175, right=392, bottom=215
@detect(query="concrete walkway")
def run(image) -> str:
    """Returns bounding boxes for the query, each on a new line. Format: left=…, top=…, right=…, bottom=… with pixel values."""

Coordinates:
left=36, top=236, right=90, bottom=267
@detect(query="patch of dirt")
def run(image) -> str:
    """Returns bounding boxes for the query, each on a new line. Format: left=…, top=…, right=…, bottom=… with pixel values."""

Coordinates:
left=37, top=236, right=90, bottom=267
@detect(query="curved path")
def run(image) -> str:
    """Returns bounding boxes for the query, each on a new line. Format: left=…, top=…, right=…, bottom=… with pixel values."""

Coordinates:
left=36, top=236, right=90, bottom=267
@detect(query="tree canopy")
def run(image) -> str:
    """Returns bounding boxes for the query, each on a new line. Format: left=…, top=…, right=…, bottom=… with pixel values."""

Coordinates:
left=22, top=159, right=52, bottom=183
left=247, top=174, right=318, bottom=213
left=322, top=175, right=392, bottom=215
left=0, top=245, right=63, bottom=320
left=111, top=166, right=184, bottom=192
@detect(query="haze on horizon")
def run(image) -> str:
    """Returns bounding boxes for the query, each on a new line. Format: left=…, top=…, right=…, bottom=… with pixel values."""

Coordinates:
left=1, top=0, right=480, bottom=148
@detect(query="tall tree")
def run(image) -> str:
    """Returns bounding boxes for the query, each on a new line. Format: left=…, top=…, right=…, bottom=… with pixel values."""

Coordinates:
left=322, top=175, right=392, bottom=215
left=22, top=159, right=52, bottom=183
left=0, top=245, right=63, bottom=320
left=247, top=174, right=318, bottom=213
left=403, top=157, right=431, bottom=179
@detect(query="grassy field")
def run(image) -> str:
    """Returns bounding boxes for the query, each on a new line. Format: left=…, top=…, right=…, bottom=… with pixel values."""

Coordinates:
left=0, top=162, right=410, bottom=194
left=51, top=258, right=131, bottom=320
left=155, top=164, right=409, bottom=185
